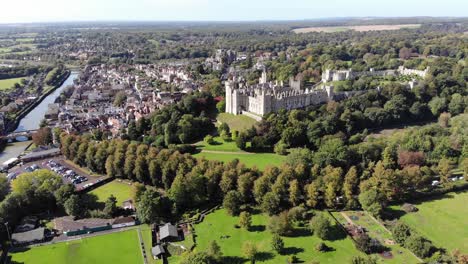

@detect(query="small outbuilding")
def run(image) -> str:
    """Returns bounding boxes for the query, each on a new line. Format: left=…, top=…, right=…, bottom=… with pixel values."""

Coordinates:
left=12, top=228, right=46, bottom=245
left=151, top=245, right=165, bottom=259
left=159, top=223, right=178, bottom=242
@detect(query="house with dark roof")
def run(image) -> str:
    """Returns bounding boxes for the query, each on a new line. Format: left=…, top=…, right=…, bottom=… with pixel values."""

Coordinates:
left=159, top=223, right=179, bottom=242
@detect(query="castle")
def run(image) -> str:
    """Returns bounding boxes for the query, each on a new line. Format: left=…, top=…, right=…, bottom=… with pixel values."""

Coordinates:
left=226, top=67, right=429, bottom=119
left=225, top=71, right=334, bottom=119
left=322, top=66, right=429, bottom=82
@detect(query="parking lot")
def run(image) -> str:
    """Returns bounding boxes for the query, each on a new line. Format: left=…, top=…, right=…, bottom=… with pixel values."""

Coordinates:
left=7, top=157, right=107, bottom=191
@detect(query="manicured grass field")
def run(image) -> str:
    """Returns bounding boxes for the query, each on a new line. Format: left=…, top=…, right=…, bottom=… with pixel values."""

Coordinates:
left=90, top=180, right=135, bottom=206
left=332, top=211, right=420, bottom=263
left=9, top=229, right=144, bottom=264
left=193, top=152, right=286, bottom=170
left=391, top=191, right=468, bottom=253
left=195, top=136, right=242, bottom=152
left=0, top=77, right=24, bottom=90
left=194, top=209, right=362, bottom=264
left=217, top=113, right=258, bottom=132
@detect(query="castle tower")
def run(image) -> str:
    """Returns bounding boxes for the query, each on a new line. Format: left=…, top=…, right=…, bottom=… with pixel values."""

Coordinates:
left=225, top=81, right=233, bottom=114
left=325, top=85, right=334, bottom=100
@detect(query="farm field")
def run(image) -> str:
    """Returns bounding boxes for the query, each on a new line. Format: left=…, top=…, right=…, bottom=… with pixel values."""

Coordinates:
left=332, top=211, right=420, bottom=263
left=0, top=77, right=25, bottom=90
left=390, top=191, right=468, bottom=253
left=293, top=24, right=421, bottom=33
left=193, top=151, right=286, bottom=171
left=9, top=229, right=144, bottom=264
left=217, top=113, right=258, bottom=132
left=194, top=209, right=362, bottom=264
left=89, top=180, right=135, bottom=206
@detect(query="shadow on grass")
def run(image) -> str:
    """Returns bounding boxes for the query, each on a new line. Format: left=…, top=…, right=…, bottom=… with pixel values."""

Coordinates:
left=282, top=246, right=304, bottom=255
left=249, top=225, right=266, bottom=232
left=256, top=251, right=275, bottom=261
left=327, top=225, right=347, bottom=241
left=287, top=228, right=312, bottom=237
left=222, top=256, right=247, bottom=264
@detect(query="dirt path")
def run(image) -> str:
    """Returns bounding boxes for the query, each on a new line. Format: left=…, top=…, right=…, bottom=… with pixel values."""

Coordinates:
left=340, top=212, right=356, bottom=226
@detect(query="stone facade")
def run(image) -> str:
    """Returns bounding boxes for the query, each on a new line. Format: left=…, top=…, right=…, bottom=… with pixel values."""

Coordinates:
left=225, top=72, right=333, bottom=117
left=322, top=67, right=429, bottom=82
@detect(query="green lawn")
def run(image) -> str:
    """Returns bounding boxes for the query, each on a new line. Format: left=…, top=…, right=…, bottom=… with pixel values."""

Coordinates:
left=193, top=209, right=362, bottom=264
left=195, top=136, right=243, bottom=152
left=9, top=229, right=144, bottom=264
left=0, top=77, right=25, bottom=90
left=391, top=191, right=468, bottom=253
left=89, top=180, right=135, bottom=206
left=193, top=152, right=286, bottom=171
left=332, top=211, right=420, bottom=263
left=217, top=113, right=258, bottom=132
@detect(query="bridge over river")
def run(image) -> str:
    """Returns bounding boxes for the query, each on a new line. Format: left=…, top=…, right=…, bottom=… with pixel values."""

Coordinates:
left=0, top=129, right=38, bottom=141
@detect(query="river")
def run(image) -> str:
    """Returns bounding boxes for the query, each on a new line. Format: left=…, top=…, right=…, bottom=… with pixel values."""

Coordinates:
left=0, top=72, right=79, bottom=165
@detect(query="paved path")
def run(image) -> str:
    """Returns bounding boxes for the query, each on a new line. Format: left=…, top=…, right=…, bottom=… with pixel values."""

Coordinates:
left=137, top=228, right=148, bottom=264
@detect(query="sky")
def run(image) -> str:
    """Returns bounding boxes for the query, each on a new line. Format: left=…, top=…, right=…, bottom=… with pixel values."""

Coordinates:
left=0, top=0, right=466, bottom=23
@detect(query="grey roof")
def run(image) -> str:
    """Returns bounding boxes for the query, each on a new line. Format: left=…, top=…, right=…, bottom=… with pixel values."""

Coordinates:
left=151, top=245, right=165, bottom=256
left=160, top=223, right=178, bottom=240
left=21, top=148, right=61, bottom=161
left=12, top=228, right=45, bottom=243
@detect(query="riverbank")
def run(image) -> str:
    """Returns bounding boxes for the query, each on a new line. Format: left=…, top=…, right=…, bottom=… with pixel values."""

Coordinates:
left=5, top=70, right=71, bottom=133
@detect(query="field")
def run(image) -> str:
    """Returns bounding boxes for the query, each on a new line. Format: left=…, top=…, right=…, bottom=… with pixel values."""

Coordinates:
left=195, top=136, right=242, bottom=152
left=390, top=191, right=468, bottom=253
left=9, top=229, right=144, bottom=264
left=194, top=209, right=362, bottom=264
left=332, top=211, right=420, bottom=263
left=0, top=77, right=25, bottom=90
left=193, top=152, right=286, bottom=171
left=293, top=24, right=421, bottom=33
left=217, top=113, right=258, bottom=132
left=89, top=180, right=135, bottom=206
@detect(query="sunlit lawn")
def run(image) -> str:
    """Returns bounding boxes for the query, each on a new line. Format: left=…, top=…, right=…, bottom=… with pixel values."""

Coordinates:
left=90, top=180, right=135, bottom=206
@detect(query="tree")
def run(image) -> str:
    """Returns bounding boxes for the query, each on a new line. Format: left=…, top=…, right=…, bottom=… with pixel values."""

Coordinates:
left=105, top=154, right=115, bottom=177
left=358, top=189, right=385, bottom=217
left=223, top=190, right=242, bottom=216
left=32, top=127, right=53, bottom=146
left=207, top=240, right=222, bottom=261
left=134, top=155, right=148, bottom=183
left=405, top=234, right=433, bottom=258
left=271, top=234, right=284, bottom=254
left=399, top=47, right=412, bottom=60
left=438, top=112, right=451, bottom=128
left=354, top=233, right=373, bottom=253
left=268, top=211, right=293, bottom=236
left=180, top=251, right=214, bottom=264
left=428, top=96, right=447, bottom=116
left=261, top=192, right=281, bottom=216
left=242, top=241, right=258, bottom=264
left=136, top=189, right=168, bottom=223
left=104, top=195, right=117, bottom=217
left=204, top=135, right=215, bottom=145
left=313, top=138, right=348, bottom=167
left=64, top=195, right=83, bottom=218
left=309, top=213, right=332, bottom=240
left=54, top=184, right=75, bottom=206
left=438, top=158, right=452, bottom=183
left=113, top=91, right=127, bottom=107
left=392, top=222, right=412, bottom=244
left=343, top=166, right=359, bottom=209
left=239, top=211, right=252, bottom=230
left=235, top=132, right=248, bottom=150
left=0, top=176, right=9, bottom=202
left=288, top=179, right=302, bottom=206
left=448, top=93, right=466, bottom=115
left=306, top=181, right=320, bottom=208
left=216, top=99, right=226, bottom=113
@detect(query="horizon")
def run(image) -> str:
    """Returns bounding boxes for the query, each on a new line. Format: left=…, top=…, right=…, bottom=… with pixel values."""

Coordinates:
left=1, top=0, right=467, bottom=24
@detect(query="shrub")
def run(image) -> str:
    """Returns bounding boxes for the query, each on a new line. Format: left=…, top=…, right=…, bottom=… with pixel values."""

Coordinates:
left=204, top=135, right=215, bottom=145
left=271, top=234, right=285, bottom=253
left=405, top=234, right=434, bottom=258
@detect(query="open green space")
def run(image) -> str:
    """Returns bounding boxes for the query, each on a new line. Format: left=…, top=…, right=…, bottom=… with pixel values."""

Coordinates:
left=390, top=191, right=468, bottom=253
left=89, top=180, right=135, bottom=206
left=9, top=229, right=144, bottom=264
left=0, top=77, right=25, bottom=90
left=194, top=209, right=362, bottom=264
left=195, top=136, right=243, bottom=152
left=193, top=152, right=286, bottom=171
left=217, top=113, right=258, bottom=132
left=332, top=211, right=420, bottom=263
